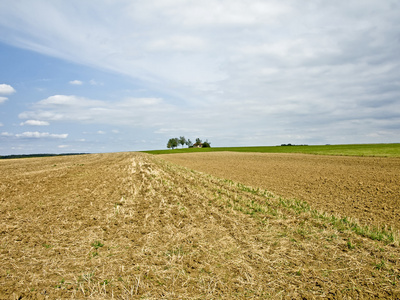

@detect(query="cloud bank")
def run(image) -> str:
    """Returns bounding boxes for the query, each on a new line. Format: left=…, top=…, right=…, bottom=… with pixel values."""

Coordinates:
left=20, top=120, right=50, bottom=126
left=15, top=132, right=68, bottom=139
left=19, top=95, right=177, bottom=127
left=1, top=131, right=68, bottom=139
left=0, top=1, right=399, bottom=148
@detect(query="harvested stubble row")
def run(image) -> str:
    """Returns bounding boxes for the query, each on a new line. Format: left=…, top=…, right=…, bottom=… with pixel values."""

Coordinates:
left=0, top=152, right=399, bottom=299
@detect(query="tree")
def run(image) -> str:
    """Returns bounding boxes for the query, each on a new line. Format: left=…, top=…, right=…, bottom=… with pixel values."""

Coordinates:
left=203, top=140, right=211, bottom=148
left=167, top=138, right=179, bottom=149
left=186, top=139, right=193, bottom=148
left=167, top=136, right=210, bottom=149
left=179, top=136, right=186, bottom=148
left=167, top=139, right=173, bottom=149
left=174, top=137, right=179, bottom=148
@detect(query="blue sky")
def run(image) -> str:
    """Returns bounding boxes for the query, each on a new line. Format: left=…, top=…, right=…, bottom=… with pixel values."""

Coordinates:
left=1, top=0, right=399, bottom=155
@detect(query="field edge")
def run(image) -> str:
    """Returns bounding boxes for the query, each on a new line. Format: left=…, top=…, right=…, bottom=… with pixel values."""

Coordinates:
left=142, top=143, right=400, bottom=157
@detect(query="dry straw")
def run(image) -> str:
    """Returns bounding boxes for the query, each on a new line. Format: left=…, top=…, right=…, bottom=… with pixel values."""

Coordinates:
left=0, top=152, right=399, bottom=299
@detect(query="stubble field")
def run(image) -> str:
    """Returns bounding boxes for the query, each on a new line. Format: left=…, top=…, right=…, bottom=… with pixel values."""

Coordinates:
left=1, top=151, right=399, bottom=299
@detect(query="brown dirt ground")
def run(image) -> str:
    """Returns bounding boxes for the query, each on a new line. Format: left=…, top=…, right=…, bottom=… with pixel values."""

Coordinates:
left=1, top=152, right=399, bottom=299
left=160, top=152, right=400, bottom=231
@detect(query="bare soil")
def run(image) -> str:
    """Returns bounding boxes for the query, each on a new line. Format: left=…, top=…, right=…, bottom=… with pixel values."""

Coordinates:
left=160, top=152, right=400, bottom=230
left=1, top=152, right=399, bottom=299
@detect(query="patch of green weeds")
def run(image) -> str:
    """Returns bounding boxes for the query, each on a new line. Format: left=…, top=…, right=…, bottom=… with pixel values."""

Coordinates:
left=236, top=183, right=261, bottom=195
left=322, top=270, right=332, bottom=277
left=55, top=278, right=66, bottom=288
left=375, top=260, right=386, bottom=270
left=78, top=272, right=95, bottom=283
left=91, top=241, right=104, bottom=249
left=156, top=280, right=164, bottom=286
left=347, top=241, right=355, bottom=250
left=317, top=212, right=397, bottom=244
left=296, top=226, right=311, bottom=238
left=42, top=243, right=53, bottom=249
left=165, top=246, right=185, bottom=257
left=277, top=231, right=288, bottom=238
left=268, top=207, right=278, bottom=217
left=101, top=279, right=110, bottom=285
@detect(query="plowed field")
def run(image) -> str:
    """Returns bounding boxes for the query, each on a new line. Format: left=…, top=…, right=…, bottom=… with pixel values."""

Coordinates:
left=160, top=152, right=400, bottom=230
left=1, top=152, right=399, bottom=299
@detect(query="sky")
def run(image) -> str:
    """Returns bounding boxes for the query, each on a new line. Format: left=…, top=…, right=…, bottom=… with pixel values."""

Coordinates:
left=0, top=0, right=399, bottom=155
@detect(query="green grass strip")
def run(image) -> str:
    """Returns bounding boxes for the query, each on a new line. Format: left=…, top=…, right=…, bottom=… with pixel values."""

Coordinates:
left=142, top=143, right=400, bottom=157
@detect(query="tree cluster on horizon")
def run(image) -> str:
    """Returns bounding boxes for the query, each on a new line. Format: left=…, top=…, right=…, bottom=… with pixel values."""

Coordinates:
left=167, top=136, right=211, bottom=149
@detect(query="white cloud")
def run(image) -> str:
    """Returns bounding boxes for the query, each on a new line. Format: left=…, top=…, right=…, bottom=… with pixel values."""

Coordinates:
left=89, top=79, right=102, bottom=85
left=0, top=84, right=15, bottom=104
left=1, top=132, right=13, bottom=137
left=15, top=131, right=68, bottom=139
left=0, top=122, right=3, bottom=127
left=38, top=95, right=103, bottom=107
left=147, top=35, right=206, bottom=52
left=58, top=144, right=69, bottom=148
left=69, top=80, right=83, bottom=85
left=134, top=1, right=290, bottom=28
left=19, top=95, right=176, bottom=127
left=20, top=120, right=50, bottom=126
left=97, top=130, right=106, bottom=134
left=0, top=84, right=15, bottom=95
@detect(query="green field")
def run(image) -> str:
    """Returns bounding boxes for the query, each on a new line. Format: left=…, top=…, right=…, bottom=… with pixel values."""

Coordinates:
left=143, top=143, right=400, bottom=157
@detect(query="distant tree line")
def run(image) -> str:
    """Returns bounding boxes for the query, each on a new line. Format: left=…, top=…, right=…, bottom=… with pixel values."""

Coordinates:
left=0, top=153, right=88, bottom=160
left=167, top=136, right=211, bottom=149
left=280, top=143, right=309, bottom=146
